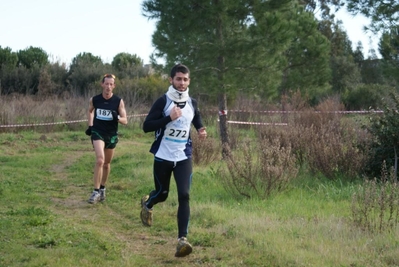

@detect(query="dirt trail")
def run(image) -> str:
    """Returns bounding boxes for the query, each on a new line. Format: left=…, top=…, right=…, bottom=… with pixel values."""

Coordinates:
left=46, top=149, right=195, bottom=265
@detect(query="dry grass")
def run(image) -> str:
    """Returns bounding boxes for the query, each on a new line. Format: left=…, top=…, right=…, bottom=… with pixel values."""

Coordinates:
left=351, top=162, right=399, bottom=233
left=0, top=94, right=87, bottom=132
left=1, top=128, right=399, bottom=266
left=220, top=136, right=298, bottom=199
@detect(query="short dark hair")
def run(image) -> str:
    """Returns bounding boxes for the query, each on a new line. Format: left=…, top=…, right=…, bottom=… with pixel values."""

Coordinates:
left=170, top=64, right=190, bottom=78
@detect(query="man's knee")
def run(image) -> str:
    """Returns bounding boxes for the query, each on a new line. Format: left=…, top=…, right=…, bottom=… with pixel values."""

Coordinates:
left=178, top=193, right=190, bottom=203
left=156, top=190, right=169, bottom=202
left=103, top=162, right=110, bottom=170
left=96, top=158, right=104, bottom=167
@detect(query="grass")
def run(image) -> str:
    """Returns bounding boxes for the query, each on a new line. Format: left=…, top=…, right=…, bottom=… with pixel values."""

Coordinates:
left=0, top=128, right=398, bottom=267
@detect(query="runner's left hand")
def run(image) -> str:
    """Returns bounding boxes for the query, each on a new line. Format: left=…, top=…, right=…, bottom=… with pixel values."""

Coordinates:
left=112, top=110, right=119, bottom=121
left=198, top=127, right=207, bottom=140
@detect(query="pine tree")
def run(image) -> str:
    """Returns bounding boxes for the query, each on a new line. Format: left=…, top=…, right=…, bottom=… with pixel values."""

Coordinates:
left=142, top=0, right=330, bottom=157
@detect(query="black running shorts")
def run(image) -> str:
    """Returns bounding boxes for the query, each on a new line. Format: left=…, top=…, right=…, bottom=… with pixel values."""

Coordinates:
left=91, top=131, right=119, bottom=149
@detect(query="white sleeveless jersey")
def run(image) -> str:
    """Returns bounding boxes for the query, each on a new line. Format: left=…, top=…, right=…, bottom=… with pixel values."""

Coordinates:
left=154, top=100, right=194, bottom=161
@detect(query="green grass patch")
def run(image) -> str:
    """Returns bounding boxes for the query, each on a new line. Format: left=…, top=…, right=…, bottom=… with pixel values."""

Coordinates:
left=0, top=129, right=398, bottom=267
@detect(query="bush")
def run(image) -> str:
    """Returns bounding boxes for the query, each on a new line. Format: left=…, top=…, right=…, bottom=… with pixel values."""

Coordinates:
left=351, top=162, right=399, bottom=233
left=343, top=84, right=395, bottom=110
left=0, top=95, right=86, bottom=133
left=191, top=131, right=221, bottom=166
left=285, top=97, right=371, bottom=179
left=221, top=134, right=298, bottom=199
left=366, top=92, right=399, bottom=180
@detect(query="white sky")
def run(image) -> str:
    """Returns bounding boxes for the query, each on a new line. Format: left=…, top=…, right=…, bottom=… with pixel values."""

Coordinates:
left=1, top=0, right=156, bottom=65
left=334, top=8, right=379, bottom=57
left=0, top=0, right=378, bottom=67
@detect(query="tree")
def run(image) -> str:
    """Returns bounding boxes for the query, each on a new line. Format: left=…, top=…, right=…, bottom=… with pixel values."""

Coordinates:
left=378, top=26, right=399, bottom=86
left=142, top=0, right=330, bottom=157
left=1, top=65, right=41, bottom=95
left=318, top=19, right=361, bottom=94
left=9, top=46, right=47, bottom=95
left=279, top=10, right=331, bottom=102
left=0, top=46, right=18, bottom=94
left=17, top=46, right=49, bottom=69
left=346, top=0, right=399, bottom=33
left=112, top=52, right=143, bottom=71
left=69, top=52, right=103, bottom=75
left=345, top=0, right=399, bottom=89
left=342, top=83, right=393, bottom=110
left=67, top=52, right=107, bottom=95
left=0, top=46, right=18, bottom=70
left=47, top=61, right=69, bottom=95
left=300, top=0, right=345, bottom=19
left=112, top=52, right=147, bottom=79
left=37, top=67, right=54, bottom=96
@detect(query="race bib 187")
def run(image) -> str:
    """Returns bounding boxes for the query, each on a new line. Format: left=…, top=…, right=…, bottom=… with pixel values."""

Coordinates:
left=96, top=108, right=113, bottom=121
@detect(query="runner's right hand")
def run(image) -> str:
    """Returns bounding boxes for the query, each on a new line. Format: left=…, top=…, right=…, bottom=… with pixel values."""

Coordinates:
left=170, top=106, right=182, bottom=121
left=85, top=126, right=92, bottom=136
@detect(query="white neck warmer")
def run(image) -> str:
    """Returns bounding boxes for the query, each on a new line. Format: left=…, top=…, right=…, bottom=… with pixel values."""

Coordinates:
left=166, top=85, right=189, bottom=102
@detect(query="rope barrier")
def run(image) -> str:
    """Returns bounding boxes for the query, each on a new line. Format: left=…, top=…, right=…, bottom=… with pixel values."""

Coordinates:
left=210, top=109, right=383, bottom=114
left=0, top=110, right=382, bottom=128
left=227, top=121, right=288, bottom=126
left=0, top=114, right=147, bottom=128
left=0, top=120, right=86, bottom=128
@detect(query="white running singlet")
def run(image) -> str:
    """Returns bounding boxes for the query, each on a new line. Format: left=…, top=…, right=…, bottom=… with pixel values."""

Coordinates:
left=154, top=101, right=194, bottom=161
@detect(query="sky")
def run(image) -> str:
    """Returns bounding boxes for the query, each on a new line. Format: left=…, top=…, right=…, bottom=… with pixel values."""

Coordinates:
left=334, top=9, right=379, bottom=56
left=0, top=0, right=378, bottom=67
left=1, top=0, right=156, bottom=65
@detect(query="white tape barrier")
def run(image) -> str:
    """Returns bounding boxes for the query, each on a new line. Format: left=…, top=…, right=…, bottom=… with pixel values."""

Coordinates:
left=0, top=120, right=86, bottom=128
left=227, top=121, right=288, bottom=126
left=0, top=110, right=382, bottom=128
left=0, top=114, right=147, bottom=128
left=213, top=110, right=383, bottom=114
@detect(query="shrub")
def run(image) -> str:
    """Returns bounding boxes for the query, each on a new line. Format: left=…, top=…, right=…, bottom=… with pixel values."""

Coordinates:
left=288, top=97, right=371, bottom=179
left=351, top=162, right=399, bottom=233
left=191, top=131, right=221, bottom=166
left=0, top=95, right=86, bottom=132
left=221, top=134, right=298, bottom=199
left=366, top=92, right=399, bottom=180
left=342, top=84, right=395, bottom=110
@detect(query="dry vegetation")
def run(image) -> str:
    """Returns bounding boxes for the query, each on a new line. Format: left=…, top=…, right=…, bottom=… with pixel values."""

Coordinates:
left=1, top=93, right=399, bottom=237
left=352, top=162, right=399, bottom=233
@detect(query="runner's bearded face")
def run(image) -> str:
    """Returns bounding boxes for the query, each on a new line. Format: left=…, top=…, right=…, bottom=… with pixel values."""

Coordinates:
left=171, top=72, right=190, bottom=92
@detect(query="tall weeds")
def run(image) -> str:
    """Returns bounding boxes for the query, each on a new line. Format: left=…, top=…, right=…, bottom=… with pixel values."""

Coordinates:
left=284, top=96, right=370, bottom=179
left=216, top=94, right=371, bottom=199
left=1, top=94, right=373, bottom=198
left=220, top=132, right=298, bottom=199
left=351, top=162, right=399, bottom=233
left=191, top=131, right=221, bottom=166
left=0, top=94, right=151, bottom=133
left=0, top=94, right=87, bottom=132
